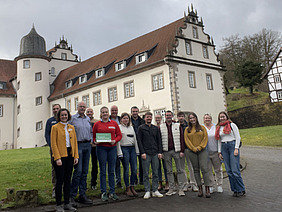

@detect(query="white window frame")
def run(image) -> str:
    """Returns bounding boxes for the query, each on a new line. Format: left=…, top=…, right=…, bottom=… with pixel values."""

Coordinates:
left=50, top=67, right=55, bottom=75
left=188, top=71, right=196, bottom=88
left=36, top=121, right=43, bottom=131
left=124, top=81, right=134, bottom=98
left=152, top=73, right=164, bottom=91
left=277, top=91, right=282, bottom=99
left=192, top=27, right=198, bottom=39
left=0, top=105, right=3, bottom=117
left=17, top=81, right=20, bottom=90
left=96, top=68, right=105, bottom=78
left=66, top=81, right=72, bottom=88
left=93, top=90, right=102, bottom=106
left=206, top=74, right=213, bottom=90
left=35, top=72, right=42, bottom=81
left=115, top=61, right=125, bottom=71
left=79, top=74, right=87, bottom=84
left=185, top=41, right=192, bottom=55
left=108, top=87, right=118, bottom=102
left=35, top=96, right=42, bottom=106
left=154, top=108, right=166, bottom=123
left=82, top=95, right=90, bottom=107
left=203, top=45, right=209, bottom=59
left=17, top=105, right=20, bottom=115
left=61, top=53, right=67, bottom=60
left=274, top=75, right=281, bottom=83
left=66, top=99, right=71, bottom=111
left=17, top=128, right=20, bottom=138
left=136, top=52, right=147, bottom=64
left=74, top=97, right=79, bottom=110
left=23, top=60, right=30, bottom=69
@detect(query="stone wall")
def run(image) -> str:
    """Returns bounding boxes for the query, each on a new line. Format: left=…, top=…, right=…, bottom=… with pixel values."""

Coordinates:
left=228, top=102, right=282, bottom=129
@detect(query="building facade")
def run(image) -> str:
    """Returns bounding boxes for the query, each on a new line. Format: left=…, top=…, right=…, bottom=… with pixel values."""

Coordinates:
left=0, top=6, right=226, bottom=150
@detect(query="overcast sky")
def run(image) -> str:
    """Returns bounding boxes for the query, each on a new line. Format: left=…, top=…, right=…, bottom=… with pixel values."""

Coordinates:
left=0, top=0, right=281, bottom=61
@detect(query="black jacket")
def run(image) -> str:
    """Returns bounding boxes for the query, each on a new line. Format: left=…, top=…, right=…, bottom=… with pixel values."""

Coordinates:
left=131, top=116, right=145, bottom=135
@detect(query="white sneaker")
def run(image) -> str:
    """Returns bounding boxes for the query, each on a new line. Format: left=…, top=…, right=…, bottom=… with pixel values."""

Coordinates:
left=178, top=190, right=185, bottom=196
left=183, top=183, right=189, bottom=192
left=166, top=189, right=176, bottom=196
left=210, top=187, right=214, bottom=194
left=192, top=184, right=198, bottom=192
left=217, top=186, right=223, bottom=193
left=152, top=190, right=163, bottom=198
left=143, top=191, right=151, bottom=199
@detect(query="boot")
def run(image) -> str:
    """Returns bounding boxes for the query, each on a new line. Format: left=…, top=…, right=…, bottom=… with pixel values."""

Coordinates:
left=125, top=187, right=134, bottom=197
left=158, top=181, right=163, bottom=190
left=205, top=186, right=211, bottom=198
left=164, top=181, right=169, bottom=191
left=198, top=185, right=203, bottom=197
left=130, top=186, right=138, bottom=196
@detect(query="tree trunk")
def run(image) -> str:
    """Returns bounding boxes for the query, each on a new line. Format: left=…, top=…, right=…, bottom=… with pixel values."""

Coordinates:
left=249, top=86, right=254, bottom=94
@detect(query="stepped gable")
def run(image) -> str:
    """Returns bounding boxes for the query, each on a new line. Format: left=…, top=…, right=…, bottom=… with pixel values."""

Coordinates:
left=0, top=59, right=17, bottom=96
left=49, top=18, right=185, bottom=100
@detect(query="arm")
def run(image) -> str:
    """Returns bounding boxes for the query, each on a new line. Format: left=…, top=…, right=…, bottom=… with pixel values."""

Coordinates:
left=197, top=127, right=208, bottom=151
left=44, top=119, right=51, bottom=146
left=137, top=126, right=145, bottom=155
left=132, top=127, right=140, bottom=155
left=114, top=122, right=122, bottom=143
left=184, top=128, right=197, bottom=152
left=156, top=127, right=162, bottom=154
left=179, top=126, right=185, bottom=153
left=72, top=126, right=79, bottom=164
left=231, top=123, right=241, bottom=149
left=92, top=122, right=97, bottom=144
left=50, top=125, right=60, bottom=161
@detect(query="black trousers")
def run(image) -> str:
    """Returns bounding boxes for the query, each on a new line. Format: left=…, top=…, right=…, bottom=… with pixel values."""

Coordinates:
left=91, top=146, right=98, bottom=186
left=53, top=148, right=74, bottom=206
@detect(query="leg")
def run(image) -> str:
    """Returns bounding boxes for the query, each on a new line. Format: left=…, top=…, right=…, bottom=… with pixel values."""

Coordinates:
left=198, top=149, right=212, bottom=187
left=70, top=144, right=83, bottom=198
left=79, top=143, right=91, bottom=197
left=187, top=149, right=202, bottom=186
left=151, top=154, right=159, bottom=192
left=115, top=157, right=121, bottom=185
left=63, top=154, right=74, bottom=205
left=108, top=146, right=117, bottom=194
left=184, top=149, right=197, bottom=186
left=163, top=151, right=174, bottom=189
left=142, top=155, right=151, bottom=192
left=91, top=146, right=98, bottom=187
left=138, top=155, right=143, bottom=184
left=210, top=151, right=223, bottom=187
left=207, top=153, right=215, bottom=187
left=121, top=146, right=130, bottom=188
left=172, top=151, right=186, bottom=190
left=129, top=147, right=138, bottom=186
left=97, top=146, right=108, bottom=194
left=53, top=159, right=64, bottom=206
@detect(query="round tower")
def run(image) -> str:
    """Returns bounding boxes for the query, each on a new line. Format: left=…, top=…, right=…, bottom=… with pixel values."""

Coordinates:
left=15, top=26, right=50, bottom=148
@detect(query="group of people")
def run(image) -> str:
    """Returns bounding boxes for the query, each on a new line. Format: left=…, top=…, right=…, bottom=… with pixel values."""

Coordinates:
left=45, top=103, right=246, bottom=212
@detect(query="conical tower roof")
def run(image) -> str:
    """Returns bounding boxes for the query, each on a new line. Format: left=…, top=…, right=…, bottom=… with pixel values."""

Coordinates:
left=19, top=26, right=46, bottom=57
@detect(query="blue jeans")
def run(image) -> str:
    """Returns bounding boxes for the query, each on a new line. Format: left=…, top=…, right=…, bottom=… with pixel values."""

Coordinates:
left=121, top=146, right=137, bottom=187
left=97, top=145, right=117, bottom=194
left=142, top=154, right=159, bottom=192
left=158, top=158, right=168, bottom=182
left=70, top=142, right=91, bottom=197
left=221, top=140, right=245, bottom=193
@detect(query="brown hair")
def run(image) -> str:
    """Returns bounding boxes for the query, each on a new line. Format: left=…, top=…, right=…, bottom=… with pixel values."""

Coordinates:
left=56, top=108, right=71, bottom=122
left=120, top=112, right=131, bottom=126
left=216, top=111, right=232, bottom=127
left=144, top=112, right=153, bottom=118
left=187, top=112, right=203, bottom=133
left=177, top=111, right=185, bottom=117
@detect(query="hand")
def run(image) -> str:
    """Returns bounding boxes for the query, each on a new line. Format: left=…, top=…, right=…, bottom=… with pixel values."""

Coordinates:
left=74, top=158, right=78, bottom=165
left=180, top=152, right=184, bottom=158
left=158, top=153, right=162, bottom=159
left=141, top=153, right=146, bottom=160
left=91, top=142, right=96, bottom=147
left=234, top=148, right=239, bottom=156
left=56, top=159, right=62, bottom=166
left=196, top=147, right=200, bottom=152
left=110, top=140, right=116, bottom=145
left=218, top=153, right=223, bottom=160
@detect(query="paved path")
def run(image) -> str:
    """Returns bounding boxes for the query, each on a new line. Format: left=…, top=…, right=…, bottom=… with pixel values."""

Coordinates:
left=9, top=146, right=282, bottom=212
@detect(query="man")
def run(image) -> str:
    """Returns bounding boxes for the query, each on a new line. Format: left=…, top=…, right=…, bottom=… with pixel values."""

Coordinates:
left=70, top=102, right=93, bottom=205
left=109, top=105, right=122, bottom=188
left=86, top=108, right=98, bottom=190
left=137, top=112, right=163, bottom=199
left=154, top=114, right=162, bottom=127
left=45, top=104, right=61, bottom=198
left=160, top=111, right=186, bottom=196
left=130, top=106, right=145, bottom=185
left=177, top=111, right=198, bottom=192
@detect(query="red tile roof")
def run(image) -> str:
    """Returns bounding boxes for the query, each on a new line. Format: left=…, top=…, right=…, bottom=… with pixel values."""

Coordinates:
left=49, top=18, right=186, bottom=100
left=0, top=59, right=17, bottom=96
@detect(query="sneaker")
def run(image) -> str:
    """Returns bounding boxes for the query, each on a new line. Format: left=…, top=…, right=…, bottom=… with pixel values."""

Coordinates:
left=109, top=193, right=119, bottom=201
left=56, top=204, right=65, bottom=212
left=210, top=187, right=214, bottom=194
left=178, top=190, right=185, bottom=196
left=183, top=183, right=189, bottom=192
left=101, top=192, right=108, bottom=202
left=52, top=189, right=56, bottom=198
left=69, top=198, right=77, bottom=208
left=91, top=185, right=97, bottom=190
left=192, top=184, right=199, bottom=192
left=78, top=195, right=92, bottom=204
left=143, top=191, right=151, bottom=199
left=217, top=186, right=223, bottom=193
left=237, top=191, right=246, bottom=197
left=64, top=203, right=77, bottom=211
left=152, top=190, right=163, bottom=198
left=166, top=189, right=176, bottom=196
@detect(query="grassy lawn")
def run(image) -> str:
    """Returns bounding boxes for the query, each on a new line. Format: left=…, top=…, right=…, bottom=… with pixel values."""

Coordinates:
left=226, top=87, right=269, bottom=111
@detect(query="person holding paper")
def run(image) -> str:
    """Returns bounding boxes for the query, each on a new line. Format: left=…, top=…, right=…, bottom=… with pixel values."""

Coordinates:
left=93, top=106, right=122, bottom=202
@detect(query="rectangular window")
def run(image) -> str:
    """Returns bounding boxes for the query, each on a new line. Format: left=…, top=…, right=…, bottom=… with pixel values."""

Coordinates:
left=0, top=83, right=4, bottom=90
left=35, top=96, right=42, bottom=106
left=277, top=91, right=282, bottom=99
left=66, top=81, right=72, bottom=88
left=66, top=99, right=71, bottom=111
left=61, top=53, right=67, bottom=60
left=79, top=75, right=87, bottom=84
left=188, top=71, right=196, bottom=88
left=115, top=61, right=125, bottom=71
left=274, top=75, right=281, bottom=83
left=206, top=74, right=213, bottom=90
left=136, top=53, right=147, bottom=64
left=17, top=128, right=20, bottom=138
left=154, top=109, right=166, bottom=123
left=192, top=27, right=198, bottom=39
left=152, top=73, right=164, bottom=91
left=35, top=72, right=42, bottom=81
left=36, top=121, right=43, bottom=131
left=0, top=105, right=3, bottom=117
left=203, top=45, right=209, bottom=59
left=82, top=95, right=90, bottom=107
left=124, top=81, right=134, bottom=98
left=185, top=41, right=192, bottom=55
left=17, top=105, right=21, bottom=115
left=23, top=60, right=30, bottom=69
left=108, top=87, right=118, bottom=102
left=74, top=97, right=78, bottom=110
left=96, top=69, right=104, bottom=78
left=93, top=91, right=102, bottom=106
left=17, top=81, right=20, bottom=90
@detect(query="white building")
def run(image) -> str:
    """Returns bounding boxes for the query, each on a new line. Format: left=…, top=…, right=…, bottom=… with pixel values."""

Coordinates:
left=263, top=47, right=282, bottom=102
left=0, top=6, right=226, bottom=150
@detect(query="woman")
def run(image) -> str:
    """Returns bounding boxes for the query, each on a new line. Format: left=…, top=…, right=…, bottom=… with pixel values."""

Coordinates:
left=93, top=106, right=122, bottom=202
left=203, top=114, right=223, bottom=193
left=51, top=108, right=79, bottom=212
left=216, top=111, right=245, bottom=197
left=116, top=112, right=139, bottom=197
left=184, top=112, right=212, bottom=198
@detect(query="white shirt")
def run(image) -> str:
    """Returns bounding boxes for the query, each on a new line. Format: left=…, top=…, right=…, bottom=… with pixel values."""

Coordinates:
left=61, top=122, right=71, bottom=148
left=203, top=123, right=218, bottom=152
left=218, top=123, right=241, bottom=152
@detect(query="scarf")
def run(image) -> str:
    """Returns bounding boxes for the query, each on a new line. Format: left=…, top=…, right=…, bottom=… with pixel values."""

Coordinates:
left=215, top=120, right=231, bottom=140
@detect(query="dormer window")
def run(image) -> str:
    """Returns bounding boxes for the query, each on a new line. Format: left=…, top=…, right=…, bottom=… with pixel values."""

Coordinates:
left=96, top=68, right=105, bottom=78
left=79, top=75, right=87, bottom=84
left=61, top=53, right=67, bottom=60
left=192, top=27, right=198, bottom=39
left=66, top=80, right=72, bottom=88
left=136, top=53, right=147, bottom=64
left=115, top=61, right=125, bottom=71
left=0, top=82, right=5, bottom=89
